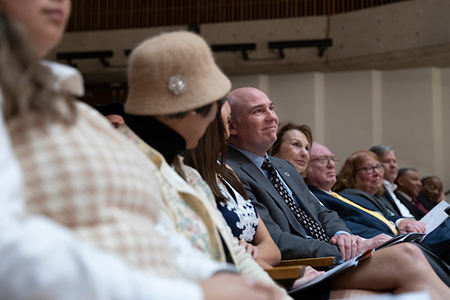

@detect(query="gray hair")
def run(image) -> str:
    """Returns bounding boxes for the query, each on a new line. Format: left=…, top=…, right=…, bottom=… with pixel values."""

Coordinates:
left=369, top=145, right=394, bottom=157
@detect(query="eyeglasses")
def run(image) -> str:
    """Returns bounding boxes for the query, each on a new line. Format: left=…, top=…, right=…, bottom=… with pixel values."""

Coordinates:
left=356, top=164, right=384, bottom=174
left=310, top=156, right=339, bottom=166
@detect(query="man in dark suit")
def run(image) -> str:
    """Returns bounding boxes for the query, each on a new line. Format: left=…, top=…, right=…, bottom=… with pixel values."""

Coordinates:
left=395, top=168, right=429, bottom=219
left=226, top=87, right=386, bottom=263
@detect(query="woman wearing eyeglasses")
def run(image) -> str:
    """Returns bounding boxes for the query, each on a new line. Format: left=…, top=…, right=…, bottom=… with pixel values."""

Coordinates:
left=332, top=151, right=399, bottom=216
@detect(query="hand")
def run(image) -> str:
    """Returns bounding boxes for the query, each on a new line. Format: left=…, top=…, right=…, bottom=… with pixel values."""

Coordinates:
left=360, top=234, right=392, bottom=252
left=398, top=219, right=426, bottom=234
left=201, top=273, right=282, bottom=300
left=292, top=266, right=325, bottom=289
left=329, top=234, right=363, bottom=261
left=238, top=239, right=259, bottom=259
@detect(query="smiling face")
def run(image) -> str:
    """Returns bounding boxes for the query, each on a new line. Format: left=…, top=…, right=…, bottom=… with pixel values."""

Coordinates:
left=228, top=88, right=278, bottom=156
left=305, top=144, right=337, bottom=191
left=354, top=155, right=384, bottom=195
left=379, top=150, right=398, bottom=183
left=274, top=129, right=310, bottom=174
left=1, top=0, right=71, bottom=57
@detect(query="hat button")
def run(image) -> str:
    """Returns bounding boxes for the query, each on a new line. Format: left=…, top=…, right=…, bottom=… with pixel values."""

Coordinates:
left=168, top=74, right=187, bottom=95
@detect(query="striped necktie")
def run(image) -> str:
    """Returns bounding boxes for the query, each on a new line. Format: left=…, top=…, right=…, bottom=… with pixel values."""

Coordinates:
left=330, top=192, right=398, bottom=235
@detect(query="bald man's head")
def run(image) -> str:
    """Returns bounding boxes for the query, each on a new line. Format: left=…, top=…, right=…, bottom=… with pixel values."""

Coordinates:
left=226, top=87, right=278, bottom=156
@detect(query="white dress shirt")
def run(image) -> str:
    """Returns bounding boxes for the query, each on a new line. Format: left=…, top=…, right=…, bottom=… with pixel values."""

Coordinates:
left=383, top=180, right=415, bottom=218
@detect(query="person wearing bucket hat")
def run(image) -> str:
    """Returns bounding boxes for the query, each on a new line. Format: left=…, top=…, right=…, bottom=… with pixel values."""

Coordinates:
left=121, top=31, right=289, bottom=299
left=0, top=1, right=282, bottom=299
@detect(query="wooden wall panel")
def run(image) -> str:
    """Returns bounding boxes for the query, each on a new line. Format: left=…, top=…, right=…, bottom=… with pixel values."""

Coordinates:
left=67, top=0, right=412, bottom=31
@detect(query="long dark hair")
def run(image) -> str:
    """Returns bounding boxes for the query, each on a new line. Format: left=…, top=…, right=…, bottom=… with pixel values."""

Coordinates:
left=183, top=100, right=249, bottom=203
left=0, top=11, right=76, bottom=124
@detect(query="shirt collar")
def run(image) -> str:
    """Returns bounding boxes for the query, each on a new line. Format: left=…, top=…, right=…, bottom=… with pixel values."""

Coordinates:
left=228, top=144, right=268, bottom=169
left=383, top=179, right=398, bottom=192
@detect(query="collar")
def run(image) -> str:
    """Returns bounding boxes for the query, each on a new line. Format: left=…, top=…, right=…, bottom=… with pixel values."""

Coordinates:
left=126, top=115, right=186, bottom=164
left=383, top=179, right=398, bottom=193
left=41, top=61, right=84, bottom=97
left=396, top=190, right=413, bottom=202
left=228, top=144, right=268, bottom=169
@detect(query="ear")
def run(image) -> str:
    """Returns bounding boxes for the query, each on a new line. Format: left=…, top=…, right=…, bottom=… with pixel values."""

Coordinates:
left=228, top=119, right=238, bottom=136
left=397, top=177, right=405, bottom=186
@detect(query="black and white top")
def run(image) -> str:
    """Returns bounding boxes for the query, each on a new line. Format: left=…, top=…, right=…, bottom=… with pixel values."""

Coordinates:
left=217, top=179, right=259, bottom=242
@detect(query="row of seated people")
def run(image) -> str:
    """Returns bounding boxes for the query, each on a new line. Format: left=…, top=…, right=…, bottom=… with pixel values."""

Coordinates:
left=267, top=121, right=450, bottom=265
left=369, top=145, right=445, bottom=219
left=1, top=1, right=449, bottom=299
left=97, top=85, right=450, bottom=299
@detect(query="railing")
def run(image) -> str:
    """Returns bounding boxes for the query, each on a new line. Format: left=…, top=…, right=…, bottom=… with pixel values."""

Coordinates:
left=68, top=0, right=412, bottom=32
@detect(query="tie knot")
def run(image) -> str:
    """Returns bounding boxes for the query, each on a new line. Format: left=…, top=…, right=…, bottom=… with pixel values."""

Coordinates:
left=261, top=158, right=273, bottom=171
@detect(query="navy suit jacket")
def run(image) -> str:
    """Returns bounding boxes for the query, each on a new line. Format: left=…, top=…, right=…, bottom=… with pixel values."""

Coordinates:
left=309, top=187, right=396, bottom=239
left=321, top=188, right=450, bottom=259
left=226, top=146, right=349, bottom=262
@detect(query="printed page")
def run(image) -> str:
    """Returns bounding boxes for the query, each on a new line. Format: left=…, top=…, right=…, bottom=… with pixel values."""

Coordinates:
left=420, top=200, right=450, bottom=235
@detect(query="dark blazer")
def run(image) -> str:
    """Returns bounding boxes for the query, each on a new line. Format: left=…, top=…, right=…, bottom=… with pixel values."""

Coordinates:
left=311, top=187, right=450, bottom=283
left=334, top=188, right=450, bottom=263
left=381, top=186, right=402, bottom=216
left=394, top=191, right=426, bottom=219
left=226, top=146, right=349, bottom=262
left=341, top=189, right=398, bottom=217
left=417, top=192, right=437, bottom=211
left=309, top=186, right=396, bottom=239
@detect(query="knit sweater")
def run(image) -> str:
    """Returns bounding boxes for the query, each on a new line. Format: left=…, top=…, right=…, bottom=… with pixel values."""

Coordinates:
left=8, top=101, right=178, bottom=277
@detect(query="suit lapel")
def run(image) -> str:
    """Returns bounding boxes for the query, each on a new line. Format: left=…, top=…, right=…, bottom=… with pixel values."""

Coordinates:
left=226, top=146, right=308, bottom=236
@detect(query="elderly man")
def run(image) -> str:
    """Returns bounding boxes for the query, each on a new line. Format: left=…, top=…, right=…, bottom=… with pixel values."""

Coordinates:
left=305, top=143, right=450, bottom=274
left=395, top=168, right=429, bottom=219
left=305, top=143, right=419, bottom=239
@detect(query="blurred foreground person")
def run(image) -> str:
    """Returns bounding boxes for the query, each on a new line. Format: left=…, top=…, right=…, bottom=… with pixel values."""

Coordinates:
left=0, top=1, right=280, bottom=299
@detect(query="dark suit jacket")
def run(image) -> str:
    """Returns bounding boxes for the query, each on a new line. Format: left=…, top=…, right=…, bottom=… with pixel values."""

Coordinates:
left=381, top=186, right=402, bottom=216
left=226, top=146, right=349, bottom=262
left=394, top=191, right=426, bottom=219
left=417, top=192, right=437, bottom=211
left=341, top=189, right=397, bottom=217
left=309, top=187, right=396, bottom=239
left=331, top=188, right=450, bottom=261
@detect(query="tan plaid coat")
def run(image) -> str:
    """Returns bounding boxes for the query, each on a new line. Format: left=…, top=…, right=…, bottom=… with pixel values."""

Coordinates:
left=8, top=101, right=178, bottom=277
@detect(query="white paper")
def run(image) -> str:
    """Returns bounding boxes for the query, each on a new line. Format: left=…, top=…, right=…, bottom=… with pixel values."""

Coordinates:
left=420, top=200, right=450, bottom=235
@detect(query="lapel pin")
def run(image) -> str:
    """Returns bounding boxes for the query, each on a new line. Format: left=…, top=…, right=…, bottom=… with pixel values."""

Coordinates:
left=284, top=172, right=290, bottom=177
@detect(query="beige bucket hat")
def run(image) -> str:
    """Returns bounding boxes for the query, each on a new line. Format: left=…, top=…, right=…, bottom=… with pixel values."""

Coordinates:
left=125, top=31, right=231, bottom=116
